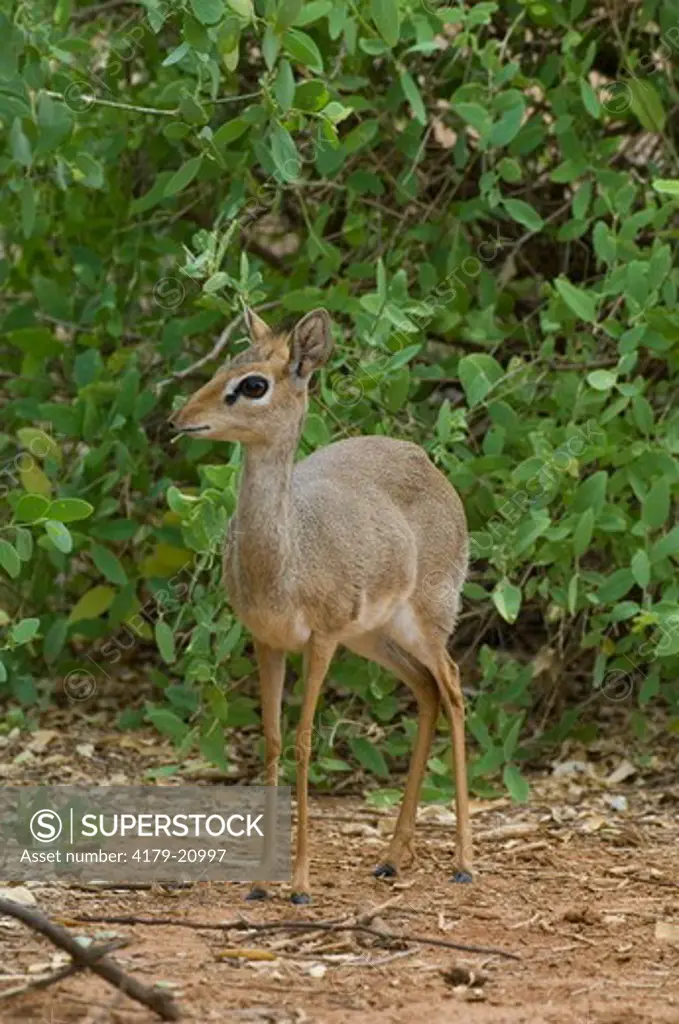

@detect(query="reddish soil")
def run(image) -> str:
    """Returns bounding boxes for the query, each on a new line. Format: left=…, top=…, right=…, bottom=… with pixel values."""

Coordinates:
left=1, top=787, right=678, bottom=1024
left=0, top=713, right=677, bottom=1023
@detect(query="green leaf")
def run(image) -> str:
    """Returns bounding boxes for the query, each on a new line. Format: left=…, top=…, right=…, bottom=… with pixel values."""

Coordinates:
left=652, top=179, right=679, bottom=196
left=13, top=494, right=50, bottom=523
left=573, top=471, right=608, bottom=513
left=91, top=543, right=128, bottom=585
left=190, top=0, right=224, bottom=24
left=10, top=618, right=40, bottom=645
left=270, top=122, right=300, bottom=182
left=200, top=722, right=227, bottom=767
left=283, top=28, right=324, bottom=72
left=295, top=0, right=332, bottom=25
left=68, top=585, right=116, bottom=624
left=580, top=79, right=600, bottom=118
left=203, top=272, right=230, bottom=294
left=370, top=0, right=400, bottom=47
left=492, top=579, right=522, bottom=623
left=44, top=618, right=68, bottom=664
left=503, top=763, right=530, bottom=802
left=20, top=180, right=35, bottom=238
left=9, top=327, right=62, bottom=358
left=47, top=498, right=94, bottom=523
left=10, top=117, right=32, bottom=167
left=632, top=395, right=654, bottom=434
left=642, top=478, right=670, bottom=530
left=597, top=568, right=634, bottom=603
left=277, top=0, right=303, bottom=29
left=631, top=550, right=651, bottom=588
left=454, top=102, right=491, bottom=136
left=213, top=118, right=249, bottom=150
left=587, top=369, right=617, bottom=391
left=628, top=78, right=665, bottom=132
left=16, top=429, right=61, bottom=462
left=349, top=736, right=390, bottom=778
left=164, top=156, right=203, bottom=197
left=262, top=25, right=280, bottom=68
left=651, top=527, right=679, bottom=562
left=497, top=157, right=522, bottom=182
left=227, top=0, right=252, bottom=17
left=0, top=540, right=21, bottom=579
left=162, top=42, right=190, bottom=66
left=45, top=520, right=73, bottom=554
left=502, top=198, right=544, bottom=232
left=73, top=152, right=104, bottom=189
left=554, top=277, right=597, bottom=323
left=489, top=92, right=525, bottom=147
left=274, top=59, right=295, bottom=112
left=303, top=413, right=331, bottom=447
left=155, top=620, right=177, bottom=665
left=145, top=706, right=189, bottom=743
left=573, top=507, right=595, bottom=557
left=14, top=527, right=32, bottom=562
left=458, top=353, right=504, bottom=407
left=399, top=70, right=426, bottom=124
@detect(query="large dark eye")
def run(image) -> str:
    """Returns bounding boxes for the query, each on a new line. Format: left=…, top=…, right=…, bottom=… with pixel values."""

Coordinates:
left=238, top=375, right=269, bottom=400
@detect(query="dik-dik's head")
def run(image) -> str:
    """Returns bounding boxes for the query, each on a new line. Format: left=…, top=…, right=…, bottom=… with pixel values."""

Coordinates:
left=170, top=308, right=333, bottom=445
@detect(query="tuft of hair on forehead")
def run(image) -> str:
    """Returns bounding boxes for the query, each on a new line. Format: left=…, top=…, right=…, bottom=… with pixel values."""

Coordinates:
left=225, top=334, right=291, bottom=375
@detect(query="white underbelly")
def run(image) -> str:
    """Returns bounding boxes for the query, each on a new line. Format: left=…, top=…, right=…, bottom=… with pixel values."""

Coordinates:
left=339, top=593, right=419, bottom=643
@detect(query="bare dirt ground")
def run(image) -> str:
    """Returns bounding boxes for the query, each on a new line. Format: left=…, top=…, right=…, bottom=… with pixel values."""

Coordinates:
left=0, top=714, right=677, bottom=1024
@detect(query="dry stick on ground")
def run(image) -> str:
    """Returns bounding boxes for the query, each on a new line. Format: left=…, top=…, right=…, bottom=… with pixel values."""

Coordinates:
left=0, top=937, right=128, bottom=1001
left=69, top=913, right=520, bottom=961
left=0, top=898, right=181, bottom=1021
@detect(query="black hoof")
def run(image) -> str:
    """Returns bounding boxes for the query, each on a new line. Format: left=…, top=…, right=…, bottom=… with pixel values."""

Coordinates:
left=451, top=870, right=473, bottom=884
left=245, top=886, right=270, bottom=901
left=373, top=862, right=397, bottom=879
left=290, top=892, right=311, bottom=905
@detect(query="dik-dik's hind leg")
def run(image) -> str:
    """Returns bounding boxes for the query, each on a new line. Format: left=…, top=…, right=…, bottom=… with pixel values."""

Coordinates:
left=344, top=634, right=439, bottom=879
left=246, top=641, right=286, bottom=902
left=433, top=650, right=472, bottom=882
left=384, top=619, right=473, bottom=882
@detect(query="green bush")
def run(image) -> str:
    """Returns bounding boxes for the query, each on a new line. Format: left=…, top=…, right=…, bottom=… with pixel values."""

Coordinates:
left=1, top=0, right=678, bottom=802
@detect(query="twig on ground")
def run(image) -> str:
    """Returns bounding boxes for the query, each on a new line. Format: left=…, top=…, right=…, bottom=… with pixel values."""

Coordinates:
left=0, top=898, right=181, bottom=1020
left=69, top=913, right=520, bottom=960
left=0, top=938, right=128, bottom=1000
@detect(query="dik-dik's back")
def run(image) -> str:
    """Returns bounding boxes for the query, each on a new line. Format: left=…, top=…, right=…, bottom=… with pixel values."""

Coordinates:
left=289, top=434, right=468, bottom=634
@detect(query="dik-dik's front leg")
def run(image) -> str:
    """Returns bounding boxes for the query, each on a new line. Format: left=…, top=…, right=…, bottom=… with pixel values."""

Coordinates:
left=246, top=641, right=286, bottom=902
left=290, top=636, right=336, bottom=904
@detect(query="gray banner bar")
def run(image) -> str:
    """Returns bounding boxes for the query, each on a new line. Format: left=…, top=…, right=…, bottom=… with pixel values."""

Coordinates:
left=0, top=786, right=291, bottom=882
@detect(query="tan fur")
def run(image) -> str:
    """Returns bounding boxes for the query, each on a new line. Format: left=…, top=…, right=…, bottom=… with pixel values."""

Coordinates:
left=170, top=308, right=472, bottom=898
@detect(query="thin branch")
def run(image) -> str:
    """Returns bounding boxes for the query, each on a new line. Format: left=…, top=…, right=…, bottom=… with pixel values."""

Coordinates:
left=0, top=898, right=181, bottom=1020
left=43, top=89, right=260, bottom=115
left=69, top=913, right=521, bottom=960
left=156, top=301, right=278, bottom=389
left=43, top=89, right=177, bottom=117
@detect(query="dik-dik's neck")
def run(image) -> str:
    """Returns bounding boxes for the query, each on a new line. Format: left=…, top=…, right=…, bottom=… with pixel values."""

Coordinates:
left=231, top=432, right=299, bottom=582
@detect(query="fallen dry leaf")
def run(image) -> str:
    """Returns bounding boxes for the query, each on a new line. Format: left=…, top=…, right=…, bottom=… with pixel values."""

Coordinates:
left=607, top=759, right=637, bottom=785
left=654, top=921, right=679, bottom=947
left=217, top=948, right=278, bottom=961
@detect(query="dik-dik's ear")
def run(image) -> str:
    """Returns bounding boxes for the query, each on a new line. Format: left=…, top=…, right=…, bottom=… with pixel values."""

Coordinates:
left=290, top=309, right=333, bottom=382
left=243, top=307, right=272, bottom=346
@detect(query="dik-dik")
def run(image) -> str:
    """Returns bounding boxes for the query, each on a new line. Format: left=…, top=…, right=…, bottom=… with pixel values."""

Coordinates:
left=170, top=308, right=472, bottom=903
